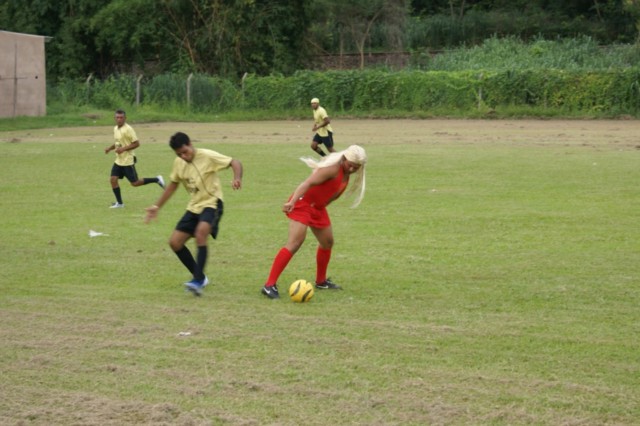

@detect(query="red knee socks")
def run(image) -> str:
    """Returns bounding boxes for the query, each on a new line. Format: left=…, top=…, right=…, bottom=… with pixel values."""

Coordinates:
left=316, top=247, right=332, bottom=284
left=265, top=247, right=293, bottom=286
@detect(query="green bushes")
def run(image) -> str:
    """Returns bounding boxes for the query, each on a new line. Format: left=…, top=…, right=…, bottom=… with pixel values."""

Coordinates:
left=48, top=73, right=242, bottom=113
left=479, top=69, right=640, bottom=113
left=238, top=70, right=478, bottom=112
left=240, top=69, right=640, bottom=115
left=47, top=68, right=640, bottom=117
left=423, top=36, right=640, bottom=72
left=45, top=36, right=640, bottom=118
left=403, top=9, right=635, bottom=50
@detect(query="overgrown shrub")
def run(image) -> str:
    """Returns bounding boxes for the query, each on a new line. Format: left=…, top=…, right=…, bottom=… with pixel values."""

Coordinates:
left=44, top=38, right=640, bottom=117
left=241, top=68, right=640, bottom=115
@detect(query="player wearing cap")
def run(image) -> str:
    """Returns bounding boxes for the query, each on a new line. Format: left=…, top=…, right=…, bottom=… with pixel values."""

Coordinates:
left=310, top=97, right=336, bottom=157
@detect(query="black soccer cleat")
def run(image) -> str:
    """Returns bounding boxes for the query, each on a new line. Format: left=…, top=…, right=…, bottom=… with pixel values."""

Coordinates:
left=315, top=278, right=342, bottom=290
left=261, top=284, right=280, bottom=299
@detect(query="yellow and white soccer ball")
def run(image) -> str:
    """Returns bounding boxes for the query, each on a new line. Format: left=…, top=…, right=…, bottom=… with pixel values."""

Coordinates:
left=288, top=279, right=314, bottom=303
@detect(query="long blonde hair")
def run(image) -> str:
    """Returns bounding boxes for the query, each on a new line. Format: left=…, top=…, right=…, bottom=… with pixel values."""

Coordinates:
left=299, top=145, right=367, bottom=208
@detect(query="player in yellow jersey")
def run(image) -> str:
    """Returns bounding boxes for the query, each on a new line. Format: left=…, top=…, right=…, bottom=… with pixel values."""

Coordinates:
left=310, top=97, right=336, bottom=157
left=104, top=109, right=165, bottom=208
left=144, top=132, right=243, bottom=296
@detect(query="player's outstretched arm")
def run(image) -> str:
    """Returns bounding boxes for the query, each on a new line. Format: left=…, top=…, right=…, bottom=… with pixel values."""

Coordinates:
left=145, top=182, right=179, bottom=223
left=229, top=159, right=243, bottom=190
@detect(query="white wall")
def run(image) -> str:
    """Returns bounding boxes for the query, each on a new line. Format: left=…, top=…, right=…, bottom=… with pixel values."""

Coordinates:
left=0, top=30, right=46, bottom=117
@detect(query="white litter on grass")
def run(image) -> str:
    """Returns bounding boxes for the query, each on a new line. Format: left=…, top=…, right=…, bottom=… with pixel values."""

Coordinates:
left=178, top=331, right=192, bottom=337
left=89, top=229, right=109, bottom=237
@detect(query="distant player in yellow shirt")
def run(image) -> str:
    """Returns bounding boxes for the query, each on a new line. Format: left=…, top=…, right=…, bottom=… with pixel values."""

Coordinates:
left=104, top=109, right=165, bottom=208
left=310, top=98, right=336, bottom=157
left=144, top=132, right=243, bottom=296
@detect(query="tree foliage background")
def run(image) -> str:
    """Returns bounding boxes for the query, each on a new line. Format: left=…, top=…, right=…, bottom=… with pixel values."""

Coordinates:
left=1, top=0, right=639, bottom=82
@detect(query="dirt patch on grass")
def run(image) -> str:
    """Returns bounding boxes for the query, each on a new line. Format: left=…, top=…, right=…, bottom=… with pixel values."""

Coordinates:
left=1, top=390, right=205, bottom=425
left=1, top=119, right=638, bottom=150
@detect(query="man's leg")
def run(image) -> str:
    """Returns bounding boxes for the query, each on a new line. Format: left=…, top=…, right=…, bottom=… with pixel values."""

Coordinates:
left=169, top=230, right=194, bottom=273
left=311, top=139, right=326, bottom=156
left=131, top=176, right=163, bottom=187
left=325, top=132, right=336, bottom=153
left=193, top=220, right=212, bottom=282
left=110, top=174, right=123, bottom=205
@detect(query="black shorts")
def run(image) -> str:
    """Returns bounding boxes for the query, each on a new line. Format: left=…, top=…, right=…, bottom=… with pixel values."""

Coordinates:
left=175, top=199, right=224, bottom=239
left=111, top=161, right=138, bottom=183
left=313, top=131, right=334, bottom=149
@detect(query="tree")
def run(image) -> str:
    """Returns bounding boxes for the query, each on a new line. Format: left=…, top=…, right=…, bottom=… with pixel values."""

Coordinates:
left=0, top=0, right=125, bottom=79
left=1, top=0, right=312, bottom=79
left=159, top=0, right=311, bottom=77
left=90, top=0, right=169, bottom=75
left=448, top=0, right=467, bottom=19
left=1, top=0, right=638, bottom=80
left=325, top=0, right=410, bottom=69
left=622, top=0, right=640, bottom=41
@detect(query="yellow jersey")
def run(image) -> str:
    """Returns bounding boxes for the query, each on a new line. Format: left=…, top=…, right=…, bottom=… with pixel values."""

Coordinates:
left=113, top=123, right=138, bottom=166
left=170, top=148, right=232, bottom=214
left=313, top=106, right=333, bottom=137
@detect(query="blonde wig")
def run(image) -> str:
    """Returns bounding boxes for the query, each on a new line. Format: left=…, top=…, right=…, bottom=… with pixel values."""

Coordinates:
left=300, top=145, right=367, bottom=208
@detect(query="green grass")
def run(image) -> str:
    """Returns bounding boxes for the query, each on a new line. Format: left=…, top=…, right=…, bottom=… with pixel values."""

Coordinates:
left=0, top=107, right=316, bottom=132
left=425, top=36, right=640, bottom=72
left=1, top=120, right=639, bottom=425
left=0, top=105, right=620, bottom=135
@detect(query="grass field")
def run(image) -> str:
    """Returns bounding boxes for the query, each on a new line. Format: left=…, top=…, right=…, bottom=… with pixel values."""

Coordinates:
left=1, top=119, right=639, bottom=425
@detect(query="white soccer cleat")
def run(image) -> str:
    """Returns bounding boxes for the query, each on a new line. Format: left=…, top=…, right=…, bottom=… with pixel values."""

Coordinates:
left=157, top=175, right=165, bottom=189
left=109, top=202, right=124, bottom=208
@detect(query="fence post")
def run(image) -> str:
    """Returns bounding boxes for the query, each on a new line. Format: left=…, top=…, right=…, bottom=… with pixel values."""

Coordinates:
left=477, top=72, right=483, bottom=110
left=86, top=73, right=93, bottom=105
left=136, top=74, right=143, bottom=106
left=187, top=73, right=194, bottom=108
left=12, top=43, right=17, bottom=117
left=241, top=72, right=248, bottom=106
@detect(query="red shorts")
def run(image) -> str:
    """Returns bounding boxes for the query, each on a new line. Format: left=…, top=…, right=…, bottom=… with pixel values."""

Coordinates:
left=286, top=199, right=331, bottom=228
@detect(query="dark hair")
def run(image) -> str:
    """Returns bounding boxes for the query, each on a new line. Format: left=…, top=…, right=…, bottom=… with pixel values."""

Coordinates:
left=115, top=109, right=126, bottom=115
left=169, top=132, right=191, bottom=150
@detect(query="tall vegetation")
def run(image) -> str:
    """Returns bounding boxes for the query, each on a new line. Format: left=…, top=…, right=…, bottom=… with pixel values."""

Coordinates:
left=158, top=0, right=310, bottom=77
left=418, top=35, right=640, bottom=70
left=1, top=0, right=639, bottom=81
left=44, top=38, right=640, bottom=118
left=311, top=0, right=409, bottom=69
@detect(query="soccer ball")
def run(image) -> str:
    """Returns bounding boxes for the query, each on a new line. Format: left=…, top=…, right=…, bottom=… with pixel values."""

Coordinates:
left=289, top=279, right=314, bottom=303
